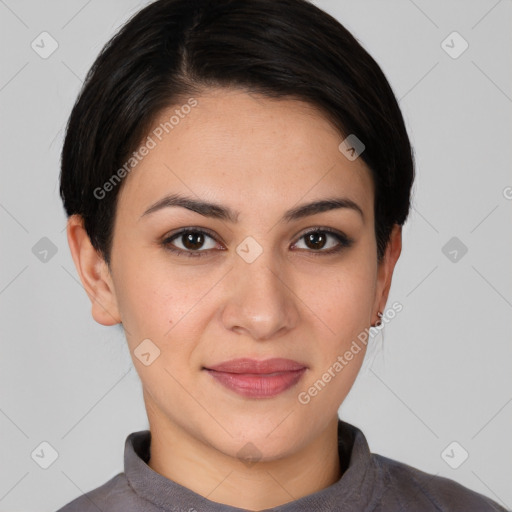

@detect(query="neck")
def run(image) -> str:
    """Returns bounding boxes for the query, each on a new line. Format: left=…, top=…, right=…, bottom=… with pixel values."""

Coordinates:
left=146, top=408, right=342, bottom=510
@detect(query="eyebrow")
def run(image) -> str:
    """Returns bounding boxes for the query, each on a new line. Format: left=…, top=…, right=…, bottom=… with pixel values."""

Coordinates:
left=139, top=193, right=364, bottom=223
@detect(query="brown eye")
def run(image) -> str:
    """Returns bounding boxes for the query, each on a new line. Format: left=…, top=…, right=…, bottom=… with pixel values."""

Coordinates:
left=162, top=229, right=219, bottom=257
left=293, top=228, right=353, bottom=254
left=304, top=231, right=328, bottom=250
left=181, top=231, right=206, bottom=250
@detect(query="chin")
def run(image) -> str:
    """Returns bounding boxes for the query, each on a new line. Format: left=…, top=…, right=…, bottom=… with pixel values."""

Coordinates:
left=207, top=418, right=307, bottom=462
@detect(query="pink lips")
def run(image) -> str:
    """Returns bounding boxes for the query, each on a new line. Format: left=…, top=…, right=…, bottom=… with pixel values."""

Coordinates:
left=203, top=358, right=307, bottom=398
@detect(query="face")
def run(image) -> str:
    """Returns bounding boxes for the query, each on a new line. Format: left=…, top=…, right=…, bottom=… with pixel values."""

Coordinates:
left=71, top=87, right=401, bottom=461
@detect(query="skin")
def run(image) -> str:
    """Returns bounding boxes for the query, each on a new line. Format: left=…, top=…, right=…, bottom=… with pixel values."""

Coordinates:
left=67, top=87, right=402, bottom=510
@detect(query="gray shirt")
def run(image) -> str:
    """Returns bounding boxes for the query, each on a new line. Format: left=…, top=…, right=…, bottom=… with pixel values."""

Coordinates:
left=56, top=419, right=508, bottom=511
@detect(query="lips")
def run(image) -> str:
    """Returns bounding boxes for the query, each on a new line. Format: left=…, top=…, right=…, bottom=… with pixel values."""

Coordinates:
left=205, top=357, right=307, bottom=374
left=203, top=358, right=307, bottom=398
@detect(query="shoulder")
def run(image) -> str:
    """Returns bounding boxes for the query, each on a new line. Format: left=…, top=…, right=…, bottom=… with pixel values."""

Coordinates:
left=372, top=453, right=508, bottom=511
left=55, top=472, right=140, bottom=512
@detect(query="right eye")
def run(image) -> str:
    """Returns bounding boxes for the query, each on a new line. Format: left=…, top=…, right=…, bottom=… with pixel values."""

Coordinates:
left=161, top=228, right=222, bottom=257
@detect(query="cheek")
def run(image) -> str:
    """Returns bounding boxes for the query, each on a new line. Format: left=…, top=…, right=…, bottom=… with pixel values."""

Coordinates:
left=330, top=279, right=373, bottom=333
left=295, top=268, right=372, bottom=413
left=113, top=263, right=190, bottom=345
left=113, top=255, right=224, bottom=360
left=114, top=268, right=204, bottom=402
left=299, top=258, right=376, bottom=341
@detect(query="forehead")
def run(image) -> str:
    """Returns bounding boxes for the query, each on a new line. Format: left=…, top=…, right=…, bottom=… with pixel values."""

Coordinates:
left=117, top=88, right=374, bottom=221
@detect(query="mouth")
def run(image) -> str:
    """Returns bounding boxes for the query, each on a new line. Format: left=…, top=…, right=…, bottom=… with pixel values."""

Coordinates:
left=202, top=358, right=308, bottom=398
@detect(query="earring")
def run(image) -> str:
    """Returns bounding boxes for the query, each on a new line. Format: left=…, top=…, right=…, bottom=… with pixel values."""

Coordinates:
left=372, top=311, right=383, bottom=328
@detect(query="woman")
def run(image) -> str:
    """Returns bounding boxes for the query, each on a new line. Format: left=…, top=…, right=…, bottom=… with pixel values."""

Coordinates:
left=56, top=0, right=507, bottom=510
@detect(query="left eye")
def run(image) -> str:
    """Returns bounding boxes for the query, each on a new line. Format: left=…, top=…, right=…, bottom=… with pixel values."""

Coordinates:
left=293, top=230, right=347, bottom=252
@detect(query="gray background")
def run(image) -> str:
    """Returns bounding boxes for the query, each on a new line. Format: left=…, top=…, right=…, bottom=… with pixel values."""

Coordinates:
left=0, top=0, right=511, bottom=510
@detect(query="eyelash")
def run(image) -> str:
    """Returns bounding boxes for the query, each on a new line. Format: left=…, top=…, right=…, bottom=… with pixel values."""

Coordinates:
left=161, top=227, right=354, bottom=258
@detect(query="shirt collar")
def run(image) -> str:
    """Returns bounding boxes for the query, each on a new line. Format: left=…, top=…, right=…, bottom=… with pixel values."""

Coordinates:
left=124, top=419, right=382, bottom=511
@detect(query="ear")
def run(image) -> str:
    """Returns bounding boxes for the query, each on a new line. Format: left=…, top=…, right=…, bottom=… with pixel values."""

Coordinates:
left=66, top=214, right=121, bottom=326
left=372, top=224, right=402, bottom=322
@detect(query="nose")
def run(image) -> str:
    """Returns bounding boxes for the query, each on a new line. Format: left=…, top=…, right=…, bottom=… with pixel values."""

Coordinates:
left=220, top=246, right=300, bottom=341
